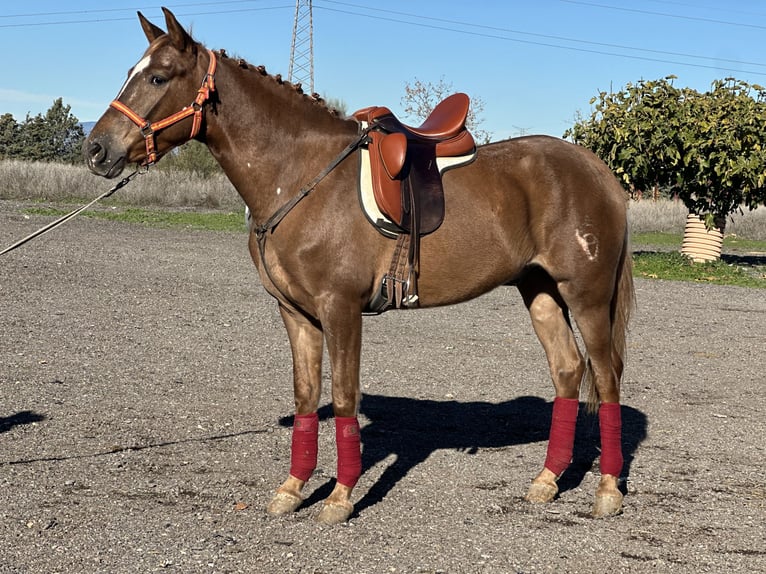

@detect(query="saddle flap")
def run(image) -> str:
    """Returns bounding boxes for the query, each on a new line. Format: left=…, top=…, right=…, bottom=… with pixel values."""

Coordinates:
left=378, top=132, right=406, bottom=179
left=368, top=131, right=404, bottom=226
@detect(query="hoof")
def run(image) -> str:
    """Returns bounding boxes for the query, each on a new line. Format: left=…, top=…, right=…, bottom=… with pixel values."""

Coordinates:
left=592, top=491, right=624, bottom=517
left=316, top=501, right=353, bottom=524
left=525, top=481, right=558, bottom=504
left=266, top=491, right=303, bottom=516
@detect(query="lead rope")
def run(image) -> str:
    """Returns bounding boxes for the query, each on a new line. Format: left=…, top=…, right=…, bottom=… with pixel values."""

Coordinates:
left=0, top=168, right=143, bottom=257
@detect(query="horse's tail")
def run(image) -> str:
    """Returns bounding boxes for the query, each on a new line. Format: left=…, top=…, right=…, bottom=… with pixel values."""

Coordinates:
left=585, top=228, right=635, bottom=413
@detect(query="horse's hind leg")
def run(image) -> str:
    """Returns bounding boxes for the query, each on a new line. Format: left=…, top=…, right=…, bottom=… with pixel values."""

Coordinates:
left=266, top=304, right=324, bottom=516
left=567, top=300, right=624, bottom=517
left=517, top=271, right=585, bottom=504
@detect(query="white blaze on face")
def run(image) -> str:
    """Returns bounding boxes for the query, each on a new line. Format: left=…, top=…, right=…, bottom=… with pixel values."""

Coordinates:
left=116, top=55, right=152, bottom=99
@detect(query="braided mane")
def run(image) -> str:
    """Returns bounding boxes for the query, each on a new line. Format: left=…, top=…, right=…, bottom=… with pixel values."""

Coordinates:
left=214, top=48, right=343, bottom=117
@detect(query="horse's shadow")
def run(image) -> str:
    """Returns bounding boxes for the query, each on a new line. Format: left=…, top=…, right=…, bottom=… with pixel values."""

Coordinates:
left=279, top=394, right=647, bottom=515
left=0, top=411, right=46, bottom=433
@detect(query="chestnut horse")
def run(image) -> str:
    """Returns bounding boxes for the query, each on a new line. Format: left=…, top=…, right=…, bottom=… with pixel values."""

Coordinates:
left=85, top=8, right=634, bottom=524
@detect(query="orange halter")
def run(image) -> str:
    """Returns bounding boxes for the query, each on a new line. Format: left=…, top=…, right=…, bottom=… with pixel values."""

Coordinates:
left=109, top=49, right=217, bottom=165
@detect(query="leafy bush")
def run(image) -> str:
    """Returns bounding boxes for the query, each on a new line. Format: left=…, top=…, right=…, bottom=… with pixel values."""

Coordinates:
left=567, top=77, right=766, bottom=225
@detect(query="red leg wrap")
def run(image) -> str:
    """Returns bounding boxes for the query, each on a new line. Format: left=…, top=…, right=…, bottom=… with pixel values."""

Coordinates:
left=544, top=397, right=579, bottom=476
left=599, top=402, right=623, bottom=477
left=335, top=416, right=362, bottom=488
left=289, top=412, right=318, bottom=482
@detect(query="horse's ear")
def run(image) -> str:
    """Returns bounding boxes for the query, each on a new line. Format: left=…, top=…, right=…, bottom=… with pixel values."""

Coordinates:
left=162, top=7, right=196, bottom=53
left=137, top=11, right=165, bottom=44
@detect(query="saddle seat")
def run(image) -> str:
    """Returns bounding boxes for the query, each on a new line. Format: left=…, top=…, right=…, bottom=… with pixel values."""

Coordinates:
left=355, top=91, right=471, bottom=141
left=353, top=93, right=476, bottom=235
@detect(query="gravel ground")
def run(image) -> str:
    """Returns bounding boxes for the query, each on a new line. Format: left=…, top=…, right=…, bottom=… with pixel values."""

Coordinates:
left=1, top=206, right=764, bottom=574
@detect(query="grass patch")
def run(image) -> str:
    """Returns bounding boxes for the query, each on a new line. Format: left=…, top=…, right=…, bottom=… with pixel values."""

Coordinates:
left=20, top=207, right=766, bottom=288
left=23, top=207, right=246, bottom=233
left=633, top=251, right=765, bottom=288
left=633, top=231, right=766, bottom=252
left=631, top=232, right=680, bottom=248
left=723, top=236, right=766, bottom=251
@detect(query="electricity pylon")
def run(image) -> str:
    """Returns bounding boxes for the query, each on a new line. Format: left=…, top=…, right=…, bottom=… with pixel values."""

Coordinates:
left=288, top=0, right=314, bottom=94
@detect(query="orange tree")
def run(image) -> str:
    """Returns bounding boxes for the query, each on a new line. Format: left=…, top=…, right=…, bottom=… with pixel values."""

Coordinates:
left=566, top=76, right=766, bottom=228
left=677, top=79, right=766, bottom=227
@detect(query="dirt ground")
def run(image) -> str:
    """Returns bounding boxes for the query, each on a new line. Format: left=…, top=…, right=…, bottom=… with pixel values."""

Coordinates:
left=1, top=206, right=764, bottom=574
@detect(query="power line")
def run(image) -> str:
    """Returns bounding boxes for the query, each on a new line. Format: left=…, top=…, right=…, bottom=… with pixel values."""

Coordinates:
left=560, top=0, right=766, bottom=31
left=320, top=0, right=766, bottom=70
left=313, top=0, right=766, bottom=77
left=0, top=1, right=270, bottom=19
left=0, top=3, right=292, bottom=28
left=644, top=0, right=766, bottom=20
left=4, top=0, right=766, bottom=78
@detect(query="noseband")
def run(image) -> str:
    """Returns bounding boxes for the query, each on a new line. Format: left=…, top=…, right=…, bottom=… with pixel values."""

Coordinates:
left=110, top=49, right=217, bottom=165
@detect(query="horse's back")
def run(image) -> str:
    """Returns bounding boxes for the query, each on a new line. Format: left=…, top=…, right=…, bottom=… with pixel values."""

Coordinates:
left=417, top=135, right=628, bottom=306
left=465, top=135, right=626, bottom=218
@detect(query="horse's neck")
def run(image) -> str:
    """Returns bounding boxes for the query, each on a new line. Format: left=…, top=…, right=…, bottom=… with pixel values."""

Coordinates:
left=203, top=59, right=357, bottom=223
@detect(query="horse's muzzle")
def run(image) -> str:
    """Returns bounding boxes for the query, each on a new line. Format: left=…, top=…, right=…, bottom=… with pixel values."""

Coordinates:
left=83, top=137, right=127, bottom=179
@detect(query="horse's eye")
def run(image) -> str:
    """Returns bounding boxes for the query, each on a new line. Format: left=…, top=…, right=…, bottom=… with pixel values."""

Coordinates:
left=150, top=75, right=167, bottom=86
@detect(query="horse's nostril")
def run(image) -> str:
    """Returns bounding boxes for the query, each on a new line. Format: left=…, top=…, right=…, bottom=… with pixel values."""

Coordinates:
left=87, top=141, right=107, bottom=164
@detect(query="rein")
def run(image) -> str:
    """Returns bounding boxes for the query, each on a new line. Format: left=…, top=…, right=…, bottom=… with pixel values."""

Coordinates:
left=110, top=49, right=217, bottom=166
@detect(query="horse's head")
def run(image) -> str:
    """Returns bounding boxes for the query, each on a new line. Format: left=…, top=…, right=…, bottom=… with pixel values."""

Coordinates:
left=84, top=8, right=215, bottom=178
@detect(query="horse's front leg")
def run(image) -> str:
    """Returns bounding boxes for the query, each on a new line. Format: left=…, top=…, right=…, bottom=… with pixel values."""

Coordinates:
left=316, top=302, right=364, bottom=524
left=266, top=304, right=324, bottom=516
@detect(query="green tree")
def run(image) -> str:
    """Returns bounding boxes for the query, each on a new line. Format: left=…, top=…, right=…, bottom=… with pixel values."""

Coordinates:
left=567, top=77, right=766, bottom=227
left=13, top=98, right=85, bottom=163
left=322, top=95, right=348, bottom=117
left=156, top=139, right=222, bottom=177
left=401, top=77, right=491, bottom=144
left=0, top=113, right=20, bottom=159
left=677, top=79, right=766, bottom=226
left=566, top=76, right=688, bottom=200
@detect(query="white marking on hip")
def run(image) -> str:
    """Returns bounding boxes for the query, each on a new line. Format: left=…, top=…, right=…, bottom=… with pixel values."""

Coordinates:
left=575, top=228, right=599, bottom=261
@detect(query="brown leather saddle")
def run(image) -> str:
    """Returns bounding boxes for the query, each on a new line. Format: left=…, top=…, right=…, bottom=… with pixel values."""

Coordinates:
left=353, top=94, right=477, bottom=312
left=353, top=93, right=476, bottom=236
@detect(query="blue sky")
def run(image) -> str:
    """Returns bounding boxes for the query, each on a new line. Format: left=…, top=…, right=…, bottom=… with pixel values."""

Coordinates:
left=3, top=0, right=766, bottom=140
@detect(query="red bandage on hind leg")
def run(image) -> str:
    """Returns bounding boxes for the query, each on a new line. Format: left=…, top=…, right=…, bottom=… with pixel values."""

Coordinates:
left=289, top=412, right=319, bottom=482
left=599, top=402, right=623, bottom=477
left=544, top=397, right=579, bottom=477
left=335, top=416, right=362, bottom=488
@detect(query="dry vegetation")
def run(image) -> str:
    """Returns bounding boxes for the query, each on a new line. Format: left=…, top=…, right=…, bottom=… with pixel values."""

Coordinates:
left=0, top=159, right=242, bottom=210
left=1, top=159, right=766, bottom=239
left=628, top=197, right=766, bottom=240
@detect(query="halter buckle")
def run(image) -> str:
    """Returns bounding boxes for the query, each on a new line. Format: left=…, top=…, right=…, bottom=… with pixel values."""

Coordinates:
left=140, top=123, right=154, bottom=138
